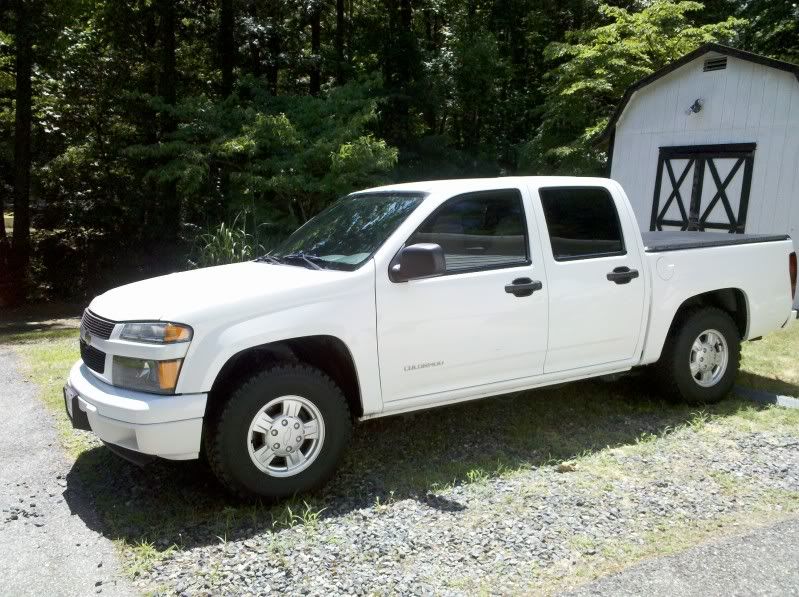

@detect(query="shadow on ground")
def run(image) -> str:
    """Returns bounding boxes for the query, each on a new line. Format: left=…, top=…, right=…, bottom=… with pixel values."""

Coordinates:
left=737, top=371, right=799, bottom=398
left=62, top=374, right=773, bottom=552
left=0, top=303, right=82, bottom=337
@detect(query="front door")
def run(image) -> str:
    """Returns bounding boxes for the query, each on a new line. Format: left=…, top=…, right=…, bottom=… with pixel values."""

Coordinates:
left=650, top=143, right=756, bottom=233
left=375, top=188, right=549, bottom=403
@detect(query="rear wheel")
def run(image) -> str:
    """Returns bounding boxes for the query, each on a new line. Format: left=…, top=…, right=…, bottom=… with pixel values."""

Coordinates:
left=656, top=307, right=740, bottom=404
left=206, top=364, right=351, bottom=499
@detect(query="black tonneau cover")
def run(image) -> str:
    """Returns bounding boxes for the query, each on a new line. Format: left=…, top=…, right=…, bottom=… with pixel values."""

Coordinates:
left=642, top=231, right=790, bottom=253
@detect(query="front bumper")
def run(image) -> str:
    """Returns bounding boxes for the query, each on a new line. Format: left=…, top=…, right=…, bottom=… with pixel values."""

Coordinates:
left=64, top=361, right=207, bottom=461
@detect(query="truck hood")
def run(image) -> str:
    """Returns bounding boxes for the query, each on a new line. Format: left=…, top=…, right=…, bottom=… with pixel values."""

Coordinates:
left=88, top=261, right=352, bottom=323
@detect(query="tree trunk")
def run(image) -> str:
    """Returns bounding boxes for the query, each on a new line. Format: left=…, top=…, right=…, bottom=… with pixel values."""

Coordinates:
left=140, top=5, right=159, bottom=234
left=218, top=0, right=236, bottom=221
left=399, top=0, right=412, bottom=42
left=264, top=0, right=282, bottom=95
left=267, top=32, right=280, bottom=94
left=158, top=0, right=177, bottom=108
left=220, top=0, right=235, bottom=97
left=12, top=0, right=33, bottom=261
left=422, top=6, right=437, bottom=133
left=157, top=0, right=179, bottom=238
left=0, top=183, right=5, bottom=242
left=310, top=6, right=321, bottom=95
left=248, top=0, right=261, bottom=76
left=335, top=0, right=345, bottom=84
left=385, top=0, right=414, bottom=146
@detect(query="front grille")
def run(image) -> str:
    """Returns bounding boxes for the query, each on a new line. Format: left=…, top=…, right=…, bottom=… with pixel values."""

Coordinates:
left=80, top=340, right=106, bottom=374
left=81, top=310, right=116, bottom=340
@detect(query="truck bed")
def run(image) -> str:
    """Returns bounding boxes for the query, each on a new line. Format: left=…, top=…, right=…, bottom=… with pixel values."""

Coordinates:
left=642, top=231, right=790, bottom=253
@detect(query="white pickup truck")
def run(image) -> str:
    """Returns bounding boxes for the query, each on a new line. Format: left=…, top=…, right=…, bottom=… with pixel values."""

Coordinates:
left=64, top=177, right=798, bottom=498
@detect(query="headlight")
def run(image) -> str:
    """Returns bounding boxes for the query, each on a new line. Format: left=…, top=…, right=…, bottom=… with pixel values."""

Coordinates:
left=113, top=356, right=183, bottom=394
left=119, top=322, right=192, bottom=344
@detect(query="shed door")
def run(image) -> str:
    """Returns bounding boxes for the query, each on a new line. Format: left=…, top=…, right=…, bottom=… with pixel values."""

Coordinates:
left=650, top=143, right=756, bottom=233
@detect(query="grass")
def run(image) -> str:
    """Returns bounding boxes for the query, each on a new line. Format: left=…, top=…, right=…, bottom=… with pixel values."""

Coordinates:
left=4, top=315, right=799, bottom=592
left=123, top=539, right=176, bottom=578
left=274, top=500, right=327, bottom=529
left=1, top=328, right=78, bottom=345
left=739, top=322, right=799, bottom=396
left=458, top=399, right=799, bottom=594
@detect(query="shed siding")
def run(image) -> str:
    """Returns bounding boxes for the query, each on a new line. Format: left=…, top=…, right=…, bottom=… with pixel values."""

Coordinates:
left=610, top=54, right=799, bottom=305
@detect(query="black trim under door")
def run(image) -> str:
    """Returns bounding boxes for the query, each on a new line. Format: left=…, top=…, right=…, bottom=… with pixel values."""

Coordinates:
left=650, top=143, right=755, bottom=233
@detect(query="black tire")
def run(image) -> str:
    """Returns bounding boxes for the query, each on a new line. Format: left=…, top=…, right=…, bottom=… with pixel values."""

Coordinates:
left=655, top=306, right=740, bottom=405
left=205, top=363, right=351, bottom=499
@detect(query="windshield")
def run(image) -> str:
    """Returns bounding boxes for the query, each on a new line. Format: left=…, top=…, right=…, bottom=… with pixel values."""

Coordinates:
left=265, top=192, right=426, bottom=271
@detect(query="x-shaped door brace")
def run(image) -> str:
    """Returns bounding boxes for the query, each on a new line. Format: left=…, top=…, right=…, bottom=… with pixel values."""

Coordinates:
left=698, top=157, right=744, bottom=227
left=656, top=158, right=694, bottom=228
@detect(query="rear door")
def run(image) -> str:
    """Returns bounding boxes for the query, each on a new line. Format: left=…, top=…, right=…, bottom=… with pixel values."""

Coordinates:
left=532, top=184, right=646, bottom=373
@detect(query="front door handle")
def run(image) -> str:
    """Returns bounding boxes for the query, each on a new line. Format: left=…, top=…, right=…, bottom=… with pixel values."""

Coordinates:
left=505, top=277, right=543, bottom=297
left=607, top=266, right=639, bottom=284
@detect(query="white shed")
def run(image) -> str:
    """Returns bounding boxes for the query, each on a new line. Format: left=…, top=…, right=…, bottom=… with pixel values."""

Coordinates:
left=603, top=44, right=799, bottom=304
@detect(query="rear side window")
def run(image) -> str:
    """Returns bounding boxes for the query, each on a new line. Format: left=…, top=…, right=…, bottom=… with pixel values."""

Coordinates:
left=408, top=189, right=529, bottom=273
left=539, top=187, right=625, bottom=261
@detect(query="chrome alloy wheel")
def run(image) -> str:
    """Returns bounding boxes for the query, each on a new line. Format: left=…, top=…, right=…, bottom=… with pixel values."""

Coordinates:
left=247, top=395, right=325, bottom=478
left=689, top=328, right=729, bottom=388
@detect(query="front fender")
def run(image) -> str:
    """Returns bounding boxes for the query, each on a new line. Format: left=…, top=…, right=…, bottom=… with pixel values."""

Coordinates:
left=174, top=264, right=383, bottom=417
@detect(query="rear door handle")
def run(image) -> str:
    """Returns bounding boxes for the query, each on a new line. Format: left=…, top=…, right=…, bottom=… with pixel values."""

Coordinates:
left=606, top=266, right=639, bottom=284
left=505, top=277, right=543, bottom=297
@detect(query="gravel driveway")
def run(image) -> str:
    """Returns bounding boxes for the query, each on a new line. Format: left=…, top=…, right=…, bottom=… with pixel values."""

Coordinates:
left=569, top=515, right=799, bottom=596
left=4, top=336, right=799, bottom=596
left=109, top=388, right=799, bottom=596
left=0, top=346, right=132, bottom=596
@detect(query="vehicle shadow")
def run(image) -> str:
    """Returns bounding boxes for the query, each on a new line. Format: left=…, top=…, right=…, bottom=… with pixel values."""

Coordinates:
left=736, top=371, right=799, bottom=398
left=63, top=375, right=770, bottom=552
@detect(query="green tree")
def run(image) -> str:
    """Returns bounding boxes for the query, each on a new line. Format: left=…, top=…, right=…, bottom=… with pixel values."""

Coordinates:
left=3, top=0, right=790, bottom=303
left=128, top=77, right=397, bottom=235
left=739, top=0, right=798, bottom=64
left=522, top=1, right=745, bottom=174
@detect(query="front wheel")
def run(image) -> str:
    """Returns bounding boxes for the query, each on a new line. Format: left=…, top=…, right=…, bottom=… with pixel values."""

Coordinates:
left=205, top=364, right=352, bottom=499
left=656, top=307, right=740, bottom=404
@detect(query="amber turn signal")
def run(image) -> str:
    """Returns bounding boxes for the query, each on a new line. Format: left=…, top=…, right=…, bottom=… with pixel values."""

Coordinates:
left=157, top=359, right=183, bottom=391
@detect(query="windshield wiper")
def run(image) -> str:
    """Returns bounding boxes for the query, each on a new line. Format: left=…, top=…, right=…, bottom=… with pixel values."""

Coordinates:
left=280, top=252, right=325, bottom=270
left=255, top=255, right=283, bottom=264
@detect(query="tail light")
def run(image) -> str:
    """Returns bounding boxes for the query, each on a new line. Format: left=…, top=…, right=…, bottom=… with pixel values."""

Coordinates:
left=790, top=252, right=797, bottom=300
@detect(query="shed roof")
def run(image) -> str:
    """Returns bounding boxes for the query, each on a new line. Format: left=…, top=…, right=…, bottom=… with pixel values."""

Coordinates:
left=598, top=43, right=799, bottom=144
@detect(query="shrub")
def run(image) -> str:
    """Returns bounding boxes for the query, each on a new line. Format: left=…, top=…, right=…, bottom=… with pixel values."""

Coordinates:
left=189, top=213, right=266, bottom=269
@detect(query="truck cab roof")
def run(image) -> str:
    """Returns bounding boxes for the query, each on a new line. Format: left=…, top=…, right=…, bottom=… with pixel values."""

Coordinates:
left=356, top=176, right=616, bottom=196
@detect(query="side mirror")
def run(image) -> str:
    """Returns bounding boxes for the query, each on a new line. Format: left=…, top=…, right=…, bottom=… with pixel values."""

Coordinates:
left=390, top=243, right=446, bottom=282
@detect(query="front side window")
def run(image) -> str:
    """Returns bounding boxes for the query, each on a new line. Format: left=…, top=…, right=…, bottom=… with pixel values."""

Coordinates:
left=539, top=187, right=625, bottom=261
left=407, top=189, right=529, bottom=273
left=268, top=192, right=425, bottom=271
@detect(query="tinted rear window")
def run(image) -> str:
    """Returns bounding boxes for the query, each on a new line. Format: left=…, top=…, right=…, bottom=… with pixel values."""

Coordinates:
left=539, top=187, right=625, bottom=260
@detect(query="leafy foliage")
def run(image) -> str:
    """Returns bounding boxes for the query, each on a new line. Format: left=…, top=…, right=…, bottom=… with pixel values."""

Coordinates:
left=0, top=0, right=792, bottom=301
left=738, top=0, right=799, bottom=64
left=189, top=213, right=264, bottom=269
left=521, top=1, right=745, bottom=174
left=127, top=76, right=397, bottom=234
